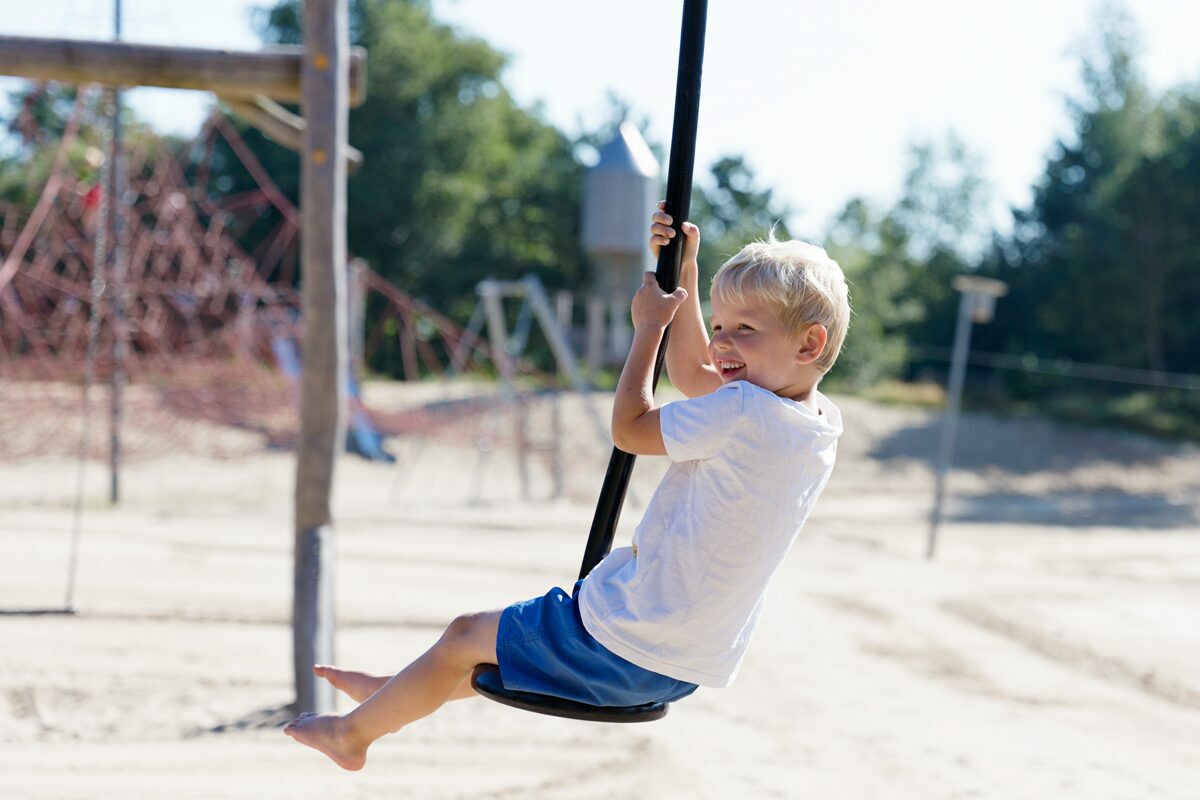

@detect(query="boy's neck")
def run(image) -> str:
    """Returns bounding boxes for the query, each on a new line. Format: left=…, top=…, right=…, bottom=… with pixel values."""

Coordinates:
left=774, top=372, right=822, bottom=412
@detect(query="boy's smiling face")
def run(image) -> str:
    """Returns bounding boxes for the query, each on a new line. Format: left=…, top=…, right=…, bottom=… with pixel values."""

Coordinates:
left=708, top=292, right=822, bottom=402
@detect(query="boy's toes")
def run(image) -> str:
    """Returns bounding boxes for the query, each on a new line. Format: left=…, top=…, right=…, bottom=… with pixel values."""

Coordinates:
left=284, top=712, right=316, bottom=732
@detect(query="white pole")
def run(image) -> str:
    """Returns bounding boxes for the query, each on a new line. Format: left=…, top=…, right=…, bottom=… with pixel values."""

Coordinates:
left=523, top=275, right=587, bottom=391
left=107, top=0, right=126, bottom=505
left=926, top=293, right=976, bottom=560
left=586, top=295, right=605, bottom=386
left=479, top=281, right=529, bottom=500
left=555, top=289, right=573, bottom=338
left=608, top=296, right=629, bottom=363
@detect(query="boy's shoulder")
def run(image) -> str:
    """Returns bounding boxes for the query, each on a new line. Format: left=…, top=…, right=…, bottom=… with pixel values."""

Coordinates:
left=662, top=381, right=840, bottom=464
left=810, top=389, right=844, bottom=434
left=732, top=381, right=843, bottom=434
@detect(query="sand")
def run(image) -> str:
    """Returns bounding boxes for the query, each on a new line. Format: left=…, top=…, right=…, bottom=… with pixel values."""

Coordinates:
left=1, top=385, right=1198, bottom=799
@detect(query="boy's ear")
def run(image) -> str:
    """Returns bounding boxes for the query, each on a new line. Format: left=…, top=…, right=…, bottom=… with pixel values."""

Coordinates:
left=794, top=323, right=828, bottom=366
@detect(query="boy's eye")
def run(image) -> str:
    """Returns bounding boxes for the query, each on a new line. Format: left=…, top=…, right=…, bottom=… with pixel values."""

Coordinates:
left=738, top=324, right=753, bottom=331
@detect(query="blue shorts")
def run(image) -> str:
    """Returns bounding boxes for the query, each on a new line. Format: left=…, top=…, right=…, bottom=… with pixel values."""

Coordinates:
left=496, top=581, right=699, bottom=708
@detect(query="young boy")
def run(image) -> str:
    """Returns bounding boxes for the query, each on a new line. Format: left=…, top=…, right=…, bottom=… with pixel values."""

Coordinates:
left=284, top=209, right=850, bottom=770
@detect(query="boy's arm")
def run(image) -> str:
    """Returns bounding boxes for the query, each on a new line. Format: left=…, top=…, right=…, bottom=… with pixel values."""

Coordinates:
left=666, top=242, right=722, bottom=397
left=651, top=207, right=722, bottom=397
left=611, top=273, right=688, bottom=456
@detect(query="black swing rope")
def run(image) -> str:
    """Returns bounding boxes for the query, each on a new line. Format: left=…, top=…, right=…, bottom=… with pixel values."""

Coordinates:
left=471, top=0, right=709, bottom=723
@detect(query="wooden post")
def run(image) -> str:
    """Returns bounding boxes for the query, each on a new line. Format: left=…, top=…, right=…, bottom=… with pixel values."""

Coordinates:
left=293, top=0, right=349, bottom=715
left=0, top=4, right=368, bottom=714
left=399, top=315, right=420, bottom=381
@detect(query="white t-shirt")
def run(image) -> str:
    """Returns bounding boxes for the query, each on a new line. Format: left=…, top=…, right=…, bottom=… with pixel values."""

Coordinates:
left=579, top=381, right=843, bottom=687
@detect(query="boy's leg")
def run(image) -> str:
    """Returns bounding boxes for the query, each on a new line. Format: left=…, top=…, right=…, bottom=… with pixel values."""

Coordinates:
left=315, top=665, right=478, bottom=704
left=343, top=609, right=498, bottom=731
left=284, top=609, right=500, bottom=770
left=449, top=676, right=480, bottom=700
left=313, top=665, right=389, bottom=703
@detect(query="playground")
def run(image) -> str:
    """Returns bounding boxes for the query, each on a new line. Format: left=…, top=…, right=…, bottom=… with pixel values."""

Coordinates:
left=2, top=385, right=1198, bottom=798
left=3, top=0, right=1200, bottom=796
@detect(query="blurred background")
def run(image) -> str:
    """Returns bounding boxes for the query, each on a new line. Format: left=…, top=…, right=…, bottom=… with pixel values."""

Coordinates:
left=2, top=0, right=1198, bottom=432
left=1, top=2, right=1198, bottom=798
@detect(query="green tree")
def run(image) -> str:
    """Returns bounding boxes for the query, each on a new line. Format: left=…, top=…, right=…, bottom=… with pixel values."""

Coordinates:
left=993, top=4, right=1157, bottom=368
left=822, top=197, right=914, bottom=388
left=980, top=2, right=1200, bottom=436
left=1, top=84, right=172, bottom=212
left=249, top=0, right=586, bottom=374
left=689, top=155, right=793, bottom=287
left=996, top=5, right=1195, bottom=368
left=822, top=135, right=988, bottom=389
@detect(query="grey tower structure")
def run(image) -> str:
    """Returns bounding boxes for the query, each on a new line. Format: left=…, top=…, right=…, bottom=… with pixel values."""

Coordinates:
left=582, top=122, right=660, bottom=361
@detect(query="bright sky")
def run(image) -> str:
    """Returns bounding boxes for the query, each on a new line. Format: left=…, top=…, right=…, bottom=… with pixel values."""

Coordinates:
left=4, top=0, right=1200, bottom=237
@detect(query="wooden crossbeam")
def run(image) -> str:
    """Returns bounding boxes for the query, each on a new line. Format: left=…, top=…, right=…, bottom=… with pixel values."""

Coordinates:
left=0, top=35, right=367, bottom=107
left=220, top=95, right=363, bottom=171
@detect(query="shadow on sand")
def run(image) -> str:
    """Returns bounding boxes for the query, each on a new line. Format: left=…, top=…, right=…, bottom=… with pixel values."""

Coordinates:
left=866, top=412, right=1197, bottom=529
left=946, top=489, right=1198, bottom=529
left=195, top=703, right=296, bottom=736
left=868, top=413, right=1182, bottom=474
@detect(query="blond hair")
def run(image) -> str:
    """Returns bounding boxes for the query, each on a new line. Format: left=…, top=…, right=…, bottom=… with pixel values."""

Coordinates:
left=711, top=234, right=850, bottom=373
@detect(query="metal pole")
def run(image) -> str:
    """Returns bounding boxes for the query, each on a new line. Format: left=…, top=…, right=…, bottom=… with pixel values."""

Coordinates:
left=67, top=86, right=112, bottom=613
left=579, top=0, right=707, bottom=580
left=107, top=0, right=125, bottom=504
left=926, top=292, right=976, bottom=560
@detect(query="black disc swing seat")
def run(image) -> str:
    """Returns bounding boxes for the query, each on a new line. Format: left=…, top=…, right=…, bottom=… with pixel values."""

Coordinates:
left=469, top=665, right=670, bottom=724
left=469, top=0, right=709, bottom=724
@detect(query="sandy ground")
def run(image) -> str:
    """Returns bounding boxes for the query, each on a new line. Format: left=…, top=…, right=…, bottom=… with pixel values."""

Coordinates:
left=1, top=383, right=1199, bottom=799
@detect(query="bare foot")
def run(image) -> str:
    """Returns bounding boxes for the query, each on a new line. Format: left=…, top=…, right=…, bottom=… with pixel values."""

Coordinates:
left=283, top=712, right=368, bottom=771
left=313, top=664, right=390, bottom=703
